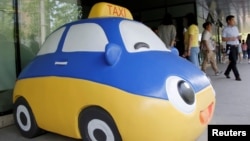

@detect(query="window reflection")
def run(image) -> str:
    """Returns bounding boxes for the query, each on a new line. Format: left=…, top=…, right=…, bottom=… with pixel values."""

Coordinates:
left=0, top=0, right=82, bottom=113
left=0, top=0, right=15, bottom=113
left=19, top=0, right=80, bottom=60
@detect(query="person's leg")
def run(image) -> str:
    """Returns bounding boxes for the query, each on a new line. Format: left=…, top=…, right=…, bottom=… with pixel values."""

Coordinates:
left=243, top=50, right=247, bottom=59
left=209, top=52, right=219, bottom=73
left=238, top=53, right=242, bottom=63
left=231, top=47, right=240, bottom=79
left=195, top=47, right=200, bottom=67
left=201, top=51, right=208, bottom=72
left=221, top=53, right=227, bottom=63
left=238, top=46, right=242, bottom=63
left=224, top=47, right=234, bottom=77
left=231, top=60, right=240, bottom=78
left=248, top=49, right=250, bottom=63
left=189, top=47, right=200, bottom=68
left=224, top=62, right=232, bottom=78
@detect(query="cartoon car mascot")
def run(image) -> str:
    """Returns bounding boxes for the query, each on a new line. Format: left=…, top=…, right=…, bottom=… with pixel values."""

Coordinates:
left=13, top=2, right=215, bottom=141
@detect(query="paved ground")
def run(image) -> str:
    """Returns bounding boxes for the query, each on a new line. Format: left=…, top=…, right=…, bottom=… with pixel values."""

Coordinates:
left=0, top=59, right=250, bottom=141
left=197, top=59, right=250, bottom=140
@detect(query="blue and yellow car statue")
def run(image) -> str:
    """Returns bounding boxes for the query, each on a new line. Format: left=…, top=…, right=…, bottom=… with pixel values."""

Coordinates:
left=13, top=2, right=215, bottom=141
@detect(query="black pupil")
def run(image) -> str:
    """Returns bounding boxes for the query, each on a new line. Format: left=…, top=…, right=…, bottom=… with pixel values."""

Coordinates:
left=178, top=81, right=195, bottom=105
left=94, top=129, right=107, bottom=141
left=20, top=112, right=27, bottom=125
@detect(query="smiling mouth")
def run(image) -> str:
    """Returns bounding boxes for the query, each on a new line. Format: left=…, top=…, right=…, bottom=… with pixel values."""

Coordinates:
left=199, top=102, right=214, bottom=125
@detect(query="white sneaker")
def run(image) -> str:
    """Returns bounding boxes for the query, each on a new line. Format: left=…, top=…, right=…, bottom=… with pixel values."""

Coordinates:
left=215, top=71, right=223, bottom=76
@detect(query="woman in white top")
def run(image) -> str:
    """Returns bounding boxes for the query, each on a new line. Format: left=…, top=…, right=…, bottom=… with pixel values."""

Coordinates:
left=238, top=39, right=243, bottom=63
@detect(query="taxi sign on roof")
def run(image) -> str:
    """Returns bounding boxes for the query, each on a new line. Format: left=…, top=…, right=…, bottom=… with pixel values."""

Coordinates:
left=88, top=2, right=133, bottom=20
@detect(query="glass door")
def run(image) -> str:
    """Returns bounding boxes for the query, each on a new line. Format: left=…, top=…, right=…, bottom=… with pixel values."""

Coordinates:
left=0, top=0, right=16, bottom=114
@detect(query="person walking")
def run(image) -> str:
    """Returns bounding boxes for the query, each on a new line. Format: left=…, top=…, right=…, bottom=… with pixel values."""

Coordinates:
left=237, top=39, right=243, bottom=63
left=200, top=21, right=222, bottom=75
left=222, top=15, right=241, bottom=81
left=182, top=13, right=200, bottom=68
left=241, top=39, right=247, bottom=60
left=246, top=34, right=250, bottom=64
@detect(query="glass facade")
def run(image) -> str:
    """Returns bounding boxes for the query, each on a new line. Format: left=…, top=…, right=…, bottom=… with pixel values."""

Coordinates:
left=0, top=0, right=15, bottom=113
left=0, top=0, right=83, bottom=113
left=0, top=0, right=15, bottom=90
left=18, top=0, right=80, bottom=69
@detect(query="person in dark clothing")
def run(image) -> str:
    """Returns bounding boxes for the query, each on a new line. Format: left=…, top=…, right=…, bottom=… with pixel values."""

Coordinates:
left=246, top=34, right=250, bottom=64
left=222, top=15, right=241, bottom=81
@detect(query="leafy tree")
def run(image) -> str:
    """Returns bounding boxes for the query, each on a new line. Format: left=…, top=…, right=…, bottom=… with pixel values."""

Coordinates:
left=20, top=0, right=79, bottom=44
left=48, top=0, right=78, bottom=32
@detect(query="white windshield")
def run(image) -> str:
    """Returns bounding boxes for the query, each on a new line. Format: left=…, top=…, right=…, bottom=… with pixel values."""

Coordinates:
left=119, top=20, right=169, bottom=53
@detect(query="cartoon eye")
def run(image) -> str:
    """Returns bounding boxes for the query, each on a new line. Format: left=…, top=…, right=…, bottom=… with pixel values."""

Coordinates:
left=134, top=42, right=150, bottom=50
left=166, top=76, right=196, bottom=113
